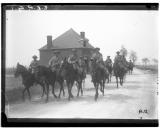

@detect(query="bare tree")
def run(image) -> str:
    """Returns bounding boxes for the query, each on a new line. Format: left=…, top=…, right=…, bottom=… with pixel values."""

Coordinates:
left=152, top=58, right=158, bottom=65
left=120, top=45, right=128, bottom=57
left=129, top=50, right=137, bottom=64
left=142, top=58, right=150, bottom=66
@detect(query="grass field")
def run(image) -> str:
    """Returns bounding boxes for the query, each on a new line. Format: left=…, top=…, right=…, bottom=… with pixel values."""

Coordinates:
left=5, top=68, right=64, bottom=104
left=135, top=65, right=158, bottom=74
left=5, top=75, right=43, bottom=104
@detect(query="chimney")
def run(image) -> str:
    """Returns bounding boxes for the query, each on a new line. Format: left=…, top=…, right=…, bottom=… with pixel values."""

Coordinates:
left=47, top=35, right=52, bottom=49
left=80, top=32, right=85, bottom=39
left=83, top=39, right=89, bottom=47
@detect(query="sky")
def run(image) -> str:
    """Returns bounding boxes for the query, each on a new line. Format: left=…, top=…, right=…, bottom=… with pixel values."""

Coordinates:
left=6, top=10, right=158, bottom=67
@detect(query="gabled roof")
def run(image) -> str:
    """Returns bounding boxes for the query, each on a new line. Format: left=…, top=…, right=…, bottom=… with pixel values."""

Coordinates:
left=39, top=28, right=94, bottom=50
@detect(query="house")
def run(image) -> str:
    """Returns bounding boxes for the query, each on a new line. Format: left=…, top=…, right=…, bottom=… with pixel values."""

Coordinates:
left=39, top=28, right=97, bottom=66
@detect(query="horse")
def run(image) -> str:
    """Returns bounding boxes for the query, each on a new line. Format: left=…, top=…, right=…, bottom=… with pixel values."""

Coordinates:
left=61, top=59, right=85, bottom=100
left=75, top=61, right=86, bottom=97
left=14, top=63, right=47, bottom=101
left=105, top=62, right=113, bottom=83
left=55, top=64, right=66, bottom=98
left=128, top=62, right=134, bottom=74
left=113, top=62, right=128, bottom=88
left=90, top=59, right=107, bottom=101
left=35, top=65, right=58, bottom=102
left=61, top=60, right=75, bottom=101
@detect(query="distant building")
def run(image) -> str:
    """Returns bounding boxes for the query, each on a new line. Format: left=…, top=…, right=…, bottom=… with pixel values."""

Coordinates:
left=39, top=28, right=97, bottom=66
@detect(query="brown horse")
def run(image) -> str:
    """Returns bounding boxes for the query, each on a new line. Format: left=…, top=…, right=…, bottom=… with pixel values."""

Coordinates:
left=90, top=60, right=107, bottom=101
left=14, top=63, right=47, bottom=101
left=113, top=62, right=128, bottom=88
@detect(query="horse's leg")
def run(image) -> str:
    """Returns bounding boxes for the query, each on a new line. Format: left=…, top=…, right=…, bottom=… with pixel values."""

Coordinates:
left=100, top=81, right=103, bottom=92
left=121, top=77, right=124, bottom=85
left=70, top=81, right=74, bottom=98
left=102, top=80, right=105, bottom=96
left=110, top=73, right=112, bottom=82
left=58, top=81, right=63, bottom=98
left=45, top=83, right=49, bottom=103
left=52, top=83, right=57, bottom=99
left=27, top=87, right=31, bottom=101
left=120, top=77, right=122, bottom=86
left=99, top=81, right=103, bottom=93
left=67, top=82, right=71, bottom=101
left=62, top=81, right=65, bottom=97
left=77, top=82, right=80, bottom=97
left=107, top=74, right=109, bottom=83
left=95, top=83, right=99, bottom=101
left=81, top=80, right=83, bottom=96
left=41, top=84, right=45, bottom=98
left=116, top=76, right=118, bottom=88
left=76, top=81, right=80, bottom=97
left=22, top=87, right=27, bottom=101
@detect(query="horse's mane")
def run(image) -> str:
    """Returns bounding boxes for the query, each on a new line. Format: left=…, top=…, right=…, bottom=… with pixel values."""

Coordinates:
left=18, top=64, right=28, bottom=71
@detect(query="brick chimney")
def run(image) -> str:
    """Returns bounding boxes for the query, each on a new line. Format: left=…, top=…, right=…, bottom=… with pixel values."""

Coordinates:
left=47, top=35, right=52, bottom=49
left=80, top=32, right=85, bottom=39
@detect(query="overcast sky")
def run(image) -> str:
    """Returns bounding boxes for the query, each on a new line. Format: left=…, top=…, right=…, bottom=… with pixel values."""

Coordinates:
left=6, top=10, right=158, bottom=67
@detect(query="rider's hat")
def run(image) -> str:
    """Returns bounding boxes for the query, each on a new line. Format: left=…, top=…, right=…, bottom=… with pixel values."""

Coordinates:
left=116, top=51, right=120, bottom=54
left=72, top=48, right=76, bottom=52
left=53, top=50, right=60, bottom=54
left=90, top=57, right=94, bottom=61
left=95, top=47, right=100, bottom=51
left=32, top=55, right=37, bottom=59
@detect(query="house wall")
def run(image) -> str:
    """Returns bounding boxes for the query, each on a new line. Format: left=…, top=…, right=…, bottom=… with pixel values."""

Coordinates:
left=39, top=48, right=95, bottom=66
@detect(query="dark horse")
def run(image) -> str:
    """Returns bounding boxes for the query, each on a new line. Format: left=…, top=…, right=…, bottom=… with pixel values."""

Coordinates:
left=36, top=65, right=66, bottom=102
left=90, top=60, right=107, bottom=101
left=105, top=62, right=113, bottom=83
left=128, top=62, right=134, bottom=74
left=113, top=62, right=128, bottom=88
left=61, top=60, right=85, bottom=100
left=14, top=63, right=47, bottom=101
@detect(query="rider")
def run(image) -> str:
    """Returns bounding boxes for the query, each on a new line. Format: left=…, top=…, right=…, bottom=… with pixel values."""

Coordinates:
left=91, top=48, right=106, bottom=78
left=78, top=56, right=85, bottom=67
left=29, top=55, right=39, bottom=75
left=114, top=51, right=122, bottom=64
left=129, top=59, right=134, bottom=67
left=105, top=56, right=112, bottom=66
left=68, top=48, right=78, bottom=70
left=91, top=48, right=103, bottom=63
left=48, top=51, right=61, bottom=72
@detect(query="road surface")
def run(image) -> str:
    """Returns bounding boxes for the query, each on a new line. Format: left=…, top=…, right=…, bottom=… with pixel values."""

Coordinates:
left=6, top=68, right=158, bottom=119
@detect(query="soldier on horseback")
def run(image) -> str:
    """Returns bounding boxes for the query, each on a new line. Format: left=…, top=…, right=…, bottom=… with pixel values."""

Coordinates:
left=68, top=48, right=78, bottom=70
left=49, top=51, right=61, bottom=73
left=105, top=56, right=112, bottom=67
left=91, top=48, right=107, bottom=81
left=114, top=51, right=122, bottom=64
left=29, top=55, right=39, bottom=76
left=114, top=51, right=128, bottom=71
left=129, top=60, right=133, bottom=66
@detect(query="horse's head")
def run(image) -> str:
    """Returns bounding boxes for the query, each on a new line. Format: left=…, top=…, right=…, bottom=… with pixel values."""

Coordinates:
left=14, top=63, right=27, bottom=78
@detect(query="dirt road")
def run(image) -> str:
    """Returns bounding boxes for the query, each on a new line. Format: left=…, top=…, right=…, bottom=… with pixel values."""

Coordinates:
left=6, top=68, right=158, bottom=119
